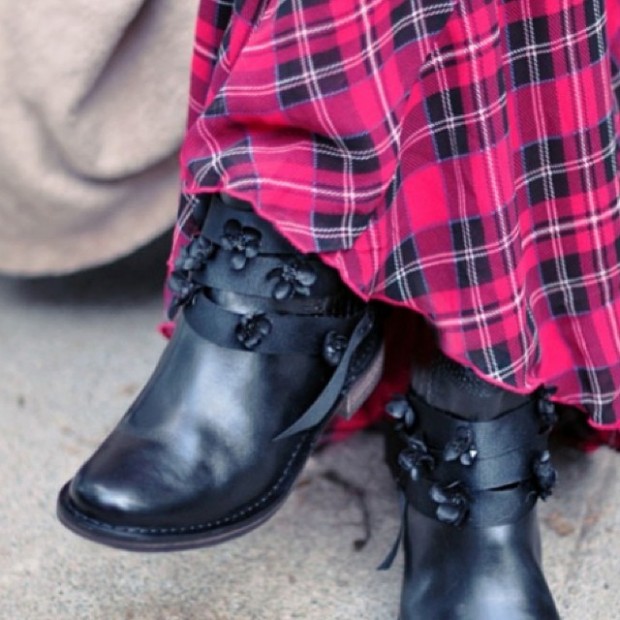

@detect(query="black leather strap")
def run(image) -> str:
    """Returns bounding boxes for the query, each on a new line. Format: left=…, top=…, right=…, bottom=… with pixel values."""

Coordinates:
left=405, top=476, right=539, bottom=528
left=426, top=439, right=548, bottom=491
left=273, top=307, right=376, bottom=440
left=184, top=292, right=360, bottom=356
left=391, top=389, right=556, bottom=530
left=203, top=194, right=298, bottom=254
left=193, top=251, right=343, bottom=300
left=407, top=390, right=545, bottom=459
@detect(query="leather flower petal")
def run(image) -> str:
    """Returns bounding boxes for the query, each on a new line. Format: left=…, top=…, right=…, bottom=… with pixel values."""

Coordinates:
left=537, top=386, right=558, bottom=430
left=167, top=271, right=201, bottom=317
left=322, top=331, right=349, bottom=366
left=230, top=251, right=248, bottom=271
left=443, top=425, right=478, bottom=466
left=436, top=502, right=468, bottom=526
left=235, top=313, right=273, bottom=349
left=221, top=219, right=262, bottom=270
left=385, top=394, right=416, bottom=428
left=397, top=437, right=435, bottom=480
left=532, top=450, right=557, bottom=500
left=221, top=219, right=242, bottom=250
left=272, top=279, right=294, bottom=301
left=295, top=263, right=318, bottom=287
left=267, top=258, right=318, bottom=300
left=175, top=236, right=215, bottom=272
left=429, top=481, right=470, bottom=527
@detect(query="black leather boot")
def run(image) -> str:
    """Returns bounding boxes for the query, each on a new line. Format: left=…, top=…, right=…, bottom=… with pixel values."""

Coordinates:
left=384, top=355, right=561, bottom=619
left=57, top=192, right=384, bottom=551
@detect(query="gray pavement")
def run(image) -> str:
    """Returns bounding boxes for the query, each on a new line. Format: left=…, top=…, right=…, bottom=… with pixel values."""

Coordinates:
left=0, top=241, right=618, bottom=619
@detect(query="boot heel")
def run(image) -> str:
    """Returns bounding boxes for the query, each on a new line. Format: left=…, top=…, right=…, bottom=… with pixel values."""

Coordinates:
left=335, top=341, right=385, bottom=420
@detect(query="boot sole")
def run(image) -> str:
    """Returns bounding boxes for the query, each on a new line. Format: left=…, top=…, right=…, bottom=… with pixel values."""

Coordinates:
left=56, top=338, right=385, bottom=552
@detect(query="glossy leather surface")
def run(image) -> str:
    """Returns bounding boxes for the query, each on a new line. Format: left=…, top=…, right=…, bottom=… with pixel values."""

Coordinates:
left=400, top=508, right=561, bottom=620
left=66, top=311, right=333, bottom=529
left=58, top=194, right=383, bottom=549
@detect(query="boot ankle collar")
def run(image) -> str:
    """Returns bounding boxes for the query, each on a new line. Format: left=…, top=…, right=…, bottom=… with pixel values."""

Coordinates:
left=385, top=387, right=558, bottom=529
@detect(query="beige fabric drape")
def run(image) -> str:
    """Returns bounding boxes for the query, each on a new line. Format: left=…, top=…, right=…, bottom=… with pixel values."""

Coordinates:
left=0, top=0, right=196, bottom=275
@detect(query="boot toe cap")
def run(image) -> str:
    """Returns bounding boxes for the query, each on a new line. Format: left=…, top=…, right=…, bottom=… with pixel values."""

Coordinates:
left=66, top=467, right=155, bottom=527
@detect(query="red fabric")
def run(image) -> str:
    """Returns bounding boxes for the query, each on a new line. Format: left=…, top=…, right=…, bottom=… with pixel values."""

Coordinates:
left=164, top=0, right=620, bottom=445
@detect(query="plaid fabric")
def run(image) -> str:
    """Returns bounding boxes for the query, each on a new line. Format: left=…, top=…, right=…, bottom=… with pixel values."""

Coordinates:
left=167, top=0, right=620, bottom=429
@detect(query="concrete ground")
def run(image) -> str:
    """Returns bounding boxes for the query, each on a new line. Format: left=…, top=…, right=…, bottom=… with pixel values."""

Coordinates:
left=0, top=239, right=618, bottom=620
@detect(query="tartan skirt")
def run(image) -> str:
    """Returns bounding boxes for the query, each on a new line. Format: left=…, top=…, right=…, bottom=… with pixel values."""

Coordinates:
left=166, top=0, right=620, bottom=431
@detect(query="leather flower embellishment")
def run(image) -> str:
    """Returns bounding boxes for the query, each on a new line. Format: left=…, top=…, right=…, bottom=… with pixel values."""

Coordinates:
left=322, top=331, right=349, bottom=366
left=221, top=219, right=262, bottom=270
left=398, top=437, right=435, bottom=481
left=532, top=450, right=557, bottom=500
left=174, top=236, right=215, bottom=272
left=537, top=386, right=558, bottom=430
left=385, top=394, right=416, bottom=429
left=429, top=481, right=470, bottom=527
left=235, top=313, right=272, bottom=350
left=167, top=271, right=201, bottom=317
left=443, top=425, right=478, bottom=466
left=267, top=257, right=318, bottom=300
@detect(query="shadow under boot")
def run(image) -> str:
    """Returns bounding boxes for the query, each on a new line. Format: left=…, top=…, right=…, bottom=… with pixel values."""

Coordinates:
left=387, top=354, right=561, bottom=619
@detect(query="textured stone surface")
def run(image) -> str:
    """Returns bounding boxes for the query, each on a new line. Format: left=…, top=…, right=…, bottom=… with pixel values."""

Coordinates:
left=0, top=244, right=618, bottom=619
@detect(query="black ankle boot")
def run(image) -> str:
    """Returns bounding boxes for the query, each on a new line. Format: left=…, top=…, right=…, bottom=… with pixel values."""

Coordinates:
left=57, top=192, right=384, bottom=551
left=384, top=356, right=561, bottom=619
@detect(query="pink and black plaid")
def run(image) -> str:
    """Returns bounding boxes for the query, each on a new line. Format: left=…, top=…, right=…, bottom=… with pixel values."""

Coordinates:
left=167, top=0, right=620, bottom=430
